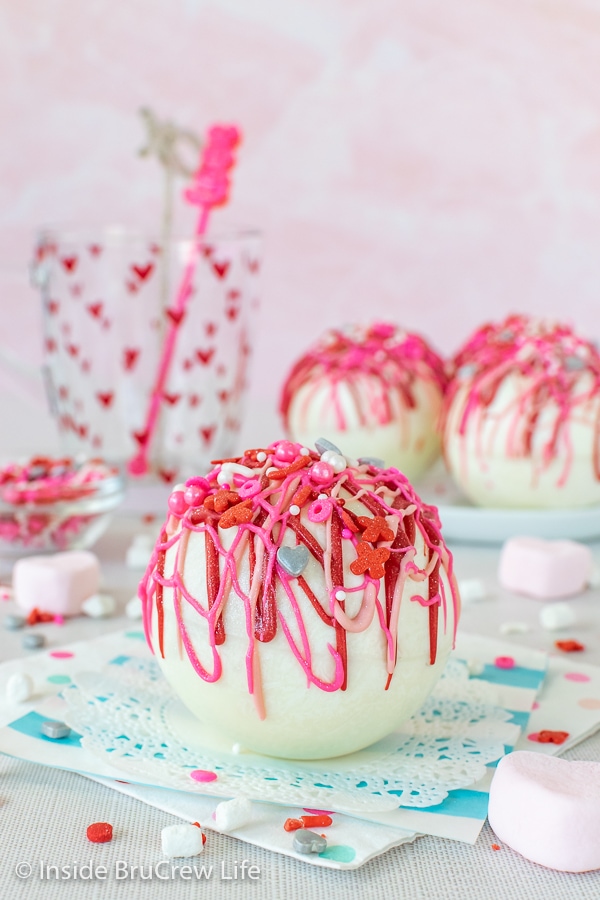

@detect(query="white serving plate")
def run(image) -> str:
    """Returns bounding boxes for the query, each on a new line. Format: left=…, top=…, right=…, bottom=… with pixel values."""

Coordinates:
left=416, top=463, right=600, bottom=545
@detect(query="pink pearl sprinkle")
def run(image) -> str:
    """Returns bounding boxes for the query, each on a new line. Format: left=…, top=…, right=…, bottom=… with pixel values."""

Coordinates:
left=274, top=441, right=297, bottom=463
left=308, top=498, right=333, bottom=523
left=183, top=484, right=205, bottom=507
left=190, top=769, right=218, bottom=783
left=495, top=655, right=515, bottom=669
left=311, top=461, right=334, bottom=484
left=168, top=491, right=188, bottom=516
left=341, top=528, right=352, bottom=539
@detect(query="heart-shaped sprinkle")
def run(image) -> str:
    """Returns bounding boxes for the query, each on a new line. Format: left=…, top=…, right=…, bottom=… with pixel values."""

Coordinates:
left=315, top=437, right=342, bottom=456
left=358, top=456, right=385, bottom=468
left=277, top=545, right=309, bottom=578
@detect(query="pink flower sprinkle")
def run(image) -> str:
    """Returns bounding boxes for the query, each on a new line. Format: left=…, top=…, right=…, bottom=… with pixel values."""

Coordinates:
left=190, top=769, right=218, bottom=783
left=495, top=656, right=515, bottom=669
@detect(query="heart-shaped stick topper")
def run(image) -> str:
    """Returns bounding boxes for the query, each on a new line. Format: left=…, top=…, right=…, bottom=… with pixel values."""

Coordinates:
left=128, top=124, right=241, bottom=478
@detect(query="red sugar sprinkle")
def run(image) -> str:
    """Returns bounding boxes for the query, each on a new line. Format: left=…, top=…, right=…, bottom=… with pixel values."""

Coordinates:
left=555, top=639, right=585, bottom=653
left=86, top=822, right=113, bottom=843
left=284, top=818, right=303, bottom=832
left=491, top=844, right=501, bottom=851
left=532, top=730, right=570, bottom=745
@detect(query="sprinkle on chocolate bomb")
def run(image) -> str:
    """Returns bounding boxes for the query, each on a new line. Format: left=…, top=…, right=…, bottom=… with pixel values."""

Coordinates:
left=140, top=441, right=460, bottom=758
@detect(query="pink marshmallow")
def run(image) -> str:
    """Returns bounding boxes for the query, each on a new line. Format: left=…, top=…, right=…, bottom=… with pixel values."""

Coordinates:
left=489, top=751, right=600, bottom=872
left=13, top=551, right=100, bottom=617
left=498, top=536, right=592, bottom=600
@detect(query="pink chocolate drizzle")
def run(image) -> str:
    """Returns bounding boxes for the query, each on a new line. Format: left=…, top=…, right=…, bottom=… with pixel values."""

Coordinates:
left=444, top=315, right=600, bottom=485
left=279, top=323, right=448, bottom=432
left=140, top=440, right=459, bottom=717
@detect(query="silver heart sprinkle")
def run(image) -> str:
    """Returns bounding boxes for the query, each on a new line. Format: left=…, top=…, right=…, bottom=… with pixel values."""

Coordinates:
left=358, top=456, right=385, bottom=469
left=564, top=355, right=585, bottom=371
left=277, top=545, right=309, bottom=578
left=315, top=437, right=342, bottom=456
left=293, top=829, right=327, bottom=855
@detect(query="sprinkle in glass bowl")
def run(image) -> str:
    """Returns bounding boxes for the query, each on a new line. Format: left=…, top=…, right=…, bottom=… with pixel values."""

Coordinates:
left=0, top=455, right=125, bottom=555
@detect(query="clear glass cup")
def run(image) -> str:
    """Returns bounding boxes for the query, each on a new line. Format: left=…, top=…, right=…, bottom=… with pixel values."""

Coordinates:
left=32, top=226, right=261, bottom=485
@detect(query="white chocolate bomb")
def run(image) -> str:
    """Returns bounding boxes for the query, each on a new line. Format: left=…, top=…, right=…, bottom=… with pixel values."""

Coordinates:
left=443, top=316, right=600, bottom=509
left=141, top=441, right=460, bottom=760
left=280, top=323, right=447, bottom=481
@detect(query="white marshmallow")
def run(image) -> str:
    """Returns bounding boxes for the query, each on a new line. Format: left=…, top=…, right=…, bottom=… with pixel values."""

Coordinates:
left=125, top=595, right=143, bottom=620
left=161, top=823, right=204, bottom=857
left=499, top=621, right=530, bottom=636
left=458, top=578, right=487, bottom=605
left=214, top=797, right=253, bottom=832
left=589, top=565, right=600, bottom=589
left=539, top=602, right=577, bottom=632
left=82, top=593, right=116, bottom=618
left=6, top=672, right=34, bottom=703
left=126, top=535, right=154, bottom=569
left=467, top=659, right=485, bottom=676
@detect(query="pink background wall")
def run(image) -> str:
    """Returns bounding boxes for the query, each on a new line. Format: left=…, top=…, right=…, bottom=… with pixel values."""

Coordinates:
left=2, top=0, right=600, bottom=453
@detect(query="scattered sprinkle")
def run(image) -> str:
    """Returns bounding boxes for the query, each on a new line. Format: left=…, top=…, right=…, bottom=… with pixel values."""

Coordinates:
left=335, top=590, right=347, bottom=602
left=289, top=504, right=300, bottom=516
left=494, top=656, right=515, bottom=670
left=41, top=720, right=71, bottom=740
left=256, top=452, right=267, bottom=462
left=87, top=822, right=113, bottom=844
left=190, top=769, right=218, bottom=783
left=555, top=639, right=585, bottom=653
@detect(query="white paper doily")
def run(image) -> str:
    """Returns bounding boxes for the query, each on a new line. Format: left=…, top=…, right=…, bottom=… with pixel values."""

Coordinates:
left=63, top=656, right=518, bottom=815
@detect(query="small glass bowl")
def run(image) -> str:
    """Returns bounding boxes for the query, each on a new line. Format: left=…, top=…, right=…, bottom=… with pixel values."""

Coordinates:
left=0, top=456, right=125, bottom=555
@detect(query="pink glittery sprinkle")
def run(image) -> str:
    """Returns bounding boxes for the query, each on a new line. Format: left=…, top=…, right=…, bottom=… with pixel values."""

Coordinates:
left=50, top=651, right=74, bottom=659
left=341, top=528, right=352, bottom=539
left=494, top=656, right=515, bottom=669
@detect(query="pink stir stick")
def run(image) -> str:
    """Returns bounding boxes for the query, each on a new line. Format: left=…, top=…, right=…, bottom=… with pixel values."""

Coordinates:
left=128, top=124, right=241, bottom=477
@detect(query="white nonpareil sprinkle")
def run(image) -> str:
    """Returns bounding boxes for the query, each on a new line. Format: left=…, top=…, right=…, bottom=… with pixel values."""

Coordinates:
left=335, top=590, right=347, bottom=602
left=458, top=578, right=488, bottom=605
left=289, top=505, right=300, bottom=516
left=318, top=493, right=327, bottom=500
left=299, top=448, right=310, bottom=456
left=214, top=797, right=253, bottom=832
left=539, top=602, right=577, bottom=632
left=82, top=593, right=116, bottom=618
left=256, top=452, right=267, bottom=462
left=6, top=672, right=34, bottom=704
left=499, top=622, right=530, bottom=636
left=125, top=595, right=143, bottom=620
left=161, top=824, right=205, bottom=858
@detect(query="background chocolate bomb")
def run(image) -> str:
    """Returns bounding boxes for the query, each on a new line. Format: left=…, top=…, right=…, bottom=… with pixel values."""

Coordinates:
left=280, top=324, right=448, bottom=482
